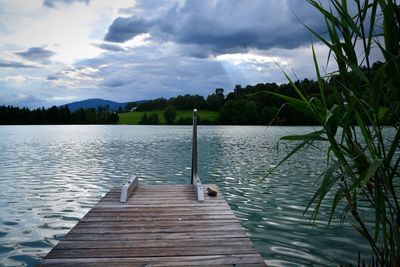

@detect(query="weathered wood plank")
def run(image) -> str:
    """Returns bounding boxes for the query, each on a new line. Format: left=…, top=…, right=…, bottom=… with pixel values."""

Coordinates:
left=53, top=238, right=253, bottom=250
left=41, top=184, right=266, bottom=266
left=106, top=197, right=215, bottom=203
left=80, top=214, right=238, bottom=222
left=89, top=205, right=232, bottom=212
left=40, top=254, right=265, bottom=266
left=74, top=220, right=239, bottom=228
left=68, top=224, right=244, bottom=234
left=39, top=264, right=265, bottom=267
left=46, top=246, right=259, bottom=258
left=96, top=204, right=228, bottom=209
left=63, top=231, right=251, bottom=241
left=103, top=199, right=225, bottom=204
left=85, top=210, right=235, bottom=217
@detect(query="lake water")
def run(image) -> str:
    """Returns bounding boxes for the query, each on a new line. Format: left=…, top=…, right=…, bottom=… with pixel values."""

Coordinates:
left=0, top=125, right=374, bottom=266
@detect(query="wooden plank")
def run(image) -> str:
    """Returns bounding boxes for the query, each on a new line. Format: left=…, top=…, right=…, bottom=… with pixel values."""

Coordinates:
left=46, top=246, right=258, bottom=258
left=68, top=224, right=245, bottom=234
left=93, top=204, right=230, bottom=209
left=80, top=216, right=238, bottom=222
left=40, top=254, right=265, bottom=266
left=89, top=205, right=232, bottom=212
left=74, top=220, right=239, bottom=228
left=77, top=221, right=239, bottom=227
left=53, top=238, right=253, bottom=249
left=85, top=210, right=235, bottom=217
left=106, top=195, right=200, bottom=201
left=113, top=196, right=223, bottom=202
left=99, top=201, right=227, bottom=206
left=39, top=264, right=265, bottom=267
left=41, top=184, right=266, bottom=266
left=63, top=231, right=251, bottom=241
left=71, top=221, right=243, bottom=228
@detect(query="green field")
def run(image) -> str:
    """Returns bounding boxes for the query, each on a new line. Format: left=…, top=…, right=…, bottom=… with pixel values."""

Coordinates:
left=118, top=110, right=219, bottom=124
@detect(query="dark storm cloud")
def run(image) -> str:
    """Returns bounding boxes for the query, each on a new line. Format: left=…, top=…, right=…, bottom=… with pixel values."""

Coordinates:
left=92, top=43, right=125, bottom=52
left=102, top=78, right=126, bottom=88
left=43, top=0, right=90, bottom=8
left=46, top=75, right=59, bottom=80
left=15, top=47, right=55, bottom=62
left=104, top=0, right=325, bottom=56
left=104, top=17, right=152, bottom=43
left=0, top=60, right=37, bottom=68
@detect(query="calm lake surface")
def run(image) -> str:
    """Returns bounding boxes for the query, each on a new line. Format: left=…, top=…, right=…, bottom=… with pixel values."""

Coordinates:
left=0, top=125, right=375, bottom=266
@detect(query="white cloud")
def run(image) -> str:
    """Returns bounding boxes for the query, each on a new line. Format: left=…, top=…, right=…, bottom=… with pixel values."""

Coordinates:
left=50, top=95, right=77, bottom=101
left=1, top=0, right=138, bottom=65
left=0, top=75, right=27, bottom=84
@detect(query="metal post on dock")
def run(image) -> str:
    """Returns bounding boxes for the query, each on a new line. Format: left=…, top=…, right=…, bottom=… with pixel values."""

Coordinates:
left=191, top=108, right=203, bottom=201
left=191, top=109, right=197, bottom=184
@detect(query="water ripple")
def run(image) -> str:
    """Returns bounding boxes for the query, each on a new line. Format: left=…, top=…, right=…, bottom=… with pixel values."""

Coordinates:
left=0, top=125, right=380, bottom=266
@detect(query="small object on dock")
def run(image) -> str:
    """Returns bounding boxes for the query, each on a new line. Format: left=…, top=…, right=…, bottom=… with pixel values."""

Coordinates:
left=207, top=186, right=218, bottom=197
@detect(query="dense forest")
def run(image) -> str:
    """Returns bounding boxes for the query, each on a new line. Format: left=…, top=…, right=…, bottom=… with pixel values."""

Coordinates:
left=0, top=105, right=119, bottom=124
left=125, top=79, right=322, bottom=125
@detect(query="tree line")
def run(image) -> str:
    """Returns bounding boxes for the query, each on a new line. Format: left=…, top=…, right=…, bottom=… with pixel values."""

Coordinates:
left=0, top=105, right=119, bottom=125
left=126, top=61, right=395, bottom=125
left=126, top=80, right=321, bottom=125
left=137, top=108, right=213, bottom=125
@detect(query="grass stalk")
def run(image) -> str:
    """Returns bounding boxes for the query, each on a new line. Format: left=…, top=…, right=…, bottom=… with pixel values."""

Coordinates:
left=267, top=0, right=400, bottom=265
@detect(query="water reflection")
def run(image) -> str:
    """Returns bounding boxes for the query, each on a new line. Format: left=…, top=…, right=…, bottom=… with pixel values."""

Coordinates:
left=0, top=125, right=375, bottom=266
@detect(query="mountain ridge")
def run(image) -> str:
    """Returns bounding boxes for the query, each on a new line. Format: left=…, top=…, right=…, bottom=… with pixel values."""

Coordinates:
left=61, top=98, right=144, bottom=112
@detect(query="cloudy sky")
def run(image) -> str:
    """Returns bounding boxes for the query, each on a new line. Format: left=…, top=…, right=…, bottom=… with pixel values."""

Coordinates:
left=0, top=0, right=341, bottom=108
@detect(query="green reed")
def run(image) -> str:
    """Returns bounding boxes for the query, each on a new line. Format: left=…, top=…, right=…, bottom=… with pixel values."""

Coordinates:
left=268, top=0, right=400, bottom=265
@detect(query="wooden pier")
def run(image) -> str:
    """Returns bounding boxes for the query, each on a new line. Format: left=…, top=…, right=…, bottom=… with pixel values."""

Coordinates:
left=40, top=184, right=266, bottom=266
left=41, top=110, right=266, bottom=266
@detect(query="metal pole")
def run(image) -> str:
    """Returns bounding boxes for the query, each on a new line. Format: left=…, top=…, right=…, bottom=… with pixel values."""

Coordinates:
left=191, top=109, right=197, bottom=184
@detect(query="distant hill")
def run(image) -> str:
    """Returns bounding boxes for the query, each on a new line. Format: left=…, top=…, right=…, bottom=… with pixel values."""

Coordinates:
left=61, top=98, right=145, bottom=112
